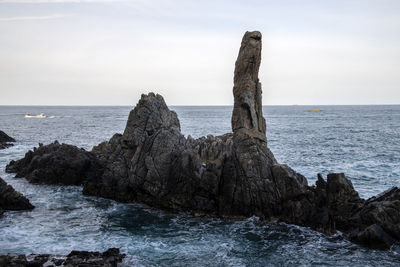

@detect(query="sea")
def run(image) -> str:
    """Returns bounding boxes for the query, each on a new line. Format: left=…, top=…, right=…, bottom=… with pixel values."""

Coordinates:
left=0, top=105, right=399, bottom=266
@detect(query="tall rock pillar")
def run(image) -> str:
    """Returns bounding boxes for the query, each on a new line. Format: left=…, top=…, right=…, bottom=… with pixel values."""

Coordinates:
left=231, top=31, right=266, bottom=141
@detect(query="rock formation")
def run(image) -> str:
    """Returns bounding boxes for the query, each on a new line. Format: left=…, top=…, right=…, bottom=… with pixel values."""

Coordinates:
left=5, top=31, right=400, bottom=250
left=0, top=248, right=125, bottom=267
left=0, top=176, right=34, bottom=216
left=232, top=31, right=266, bottom=141
left=82, top=91, right=304, bottom=218
left=0, top=130, right=15, bottom=149
left=6, top=141, right=103, bottom=185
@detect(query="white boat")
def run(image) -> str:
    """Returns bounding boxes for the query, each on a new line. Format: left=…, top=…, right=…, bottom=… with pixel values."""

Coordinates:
left=25, top=113, right=46, bottom=118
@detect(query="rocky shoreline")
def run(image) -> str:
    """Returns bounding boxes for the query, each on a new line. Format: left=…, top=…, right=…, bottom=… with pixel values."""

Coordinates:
left=4, top=31, right=400, bottom=251
left=0, top=248, right=125, bottom=267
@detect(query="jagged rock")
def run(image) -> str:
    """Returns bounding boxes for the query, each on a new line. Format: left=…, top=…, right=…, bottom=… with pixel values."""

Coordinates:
left=0, top=130, right=15, bottom=143
left=0, top=130, right=15, bottom=149
left=6, top=31, right=400, bottom=250
left=231, top=31, right=266, bottom=141
left=312, top=174, right=400, bottom=248
left=350, top=224, right=396, bottom=249
left=0, top=176, right=34, bottom=216
left=83, top=92, right=305, bottom=219
left=0, top=248, right=125, bottom=267
left=6, top=141, right=103, bottom=185
left=349, top=187, right=400, bottom=245
left=325, top=173, right=365, bottom=231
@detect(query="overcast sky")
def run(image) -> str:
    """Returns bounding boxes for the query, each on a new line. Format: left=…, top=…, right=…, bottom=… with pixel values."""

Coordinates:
left=1, top=0, right=399, bottom=105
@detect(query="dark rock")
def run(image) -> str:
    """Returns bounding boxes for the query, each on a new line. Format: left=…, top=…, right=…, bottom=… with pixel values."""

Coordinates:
left=0, top=176, right=34, bottom=215
left=0, top=130, right=15, bottom=150
left=0, top=248, right=125, bottom=267
left=350, top=187, right=400, bottom=242
left=312, top=174, right=400, bottom=248
left=325, top=173, right=365, bottom=231
left=0, top=130, right=15, bottom=143
left=83, top=92, right=308, bottom=219
left=0, top=254, right=28, bottom=267
left=231, top=31, right=266, bottom=141
left=6, top=141, right=104, bottom=185
left=64, top=248, right=125, bottom=267
left=350, top=224, right=396, bottom=249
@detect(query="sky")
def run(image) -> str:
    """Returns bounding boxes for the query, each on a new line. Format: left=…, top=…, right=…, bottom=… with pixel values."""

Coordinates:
left=0, top=0, right=399, bottom=105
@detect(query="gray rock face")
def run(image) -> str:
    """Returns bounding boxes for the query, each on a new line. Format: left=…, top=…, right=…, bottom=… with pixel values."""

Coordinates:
left=84, top=92, right=302, bottom=218
left=0, top=248, right=125, bottom=267
left=6, top=141, right=103, bottom=185
left=231, top=31, right=266, bottom=141
left=0, top=176, right=34, bottom=216
left=0, top=130, right=15, bottom=149
left=5, top=31, right=400, bottom=250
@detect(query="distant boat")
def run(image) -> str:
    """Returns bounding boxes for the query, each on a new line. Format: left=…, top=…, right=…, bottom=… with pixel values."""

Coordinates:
left=25, top=113, right=46, bottom=118
left=307, top=109, right=322, bottom=112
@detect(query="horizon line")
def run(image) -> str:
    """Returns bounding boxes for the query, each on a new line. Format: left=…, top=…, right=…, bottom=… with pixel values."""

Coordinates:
left=1, top=104, right=400, bottom=107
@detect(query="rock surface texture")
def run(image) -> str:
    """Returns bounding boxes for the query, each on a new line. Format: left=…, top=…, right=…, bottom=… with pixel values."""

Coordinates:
left=6, top=31, right=400, bottom=249
left=6, top=141, right=103, bottom=185
left=231, top=31, right=266, bottom=141
left=0, top=177, right=34, bottom=216
left=0, top=248, right=125, bottom=267
left=0, top=130, right=15, bottom=149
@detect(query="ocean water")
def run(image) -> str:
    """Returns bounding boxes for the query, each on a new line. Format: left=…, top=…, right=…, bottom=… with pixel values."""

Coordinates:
left=0, top=105, right=399, bottom=266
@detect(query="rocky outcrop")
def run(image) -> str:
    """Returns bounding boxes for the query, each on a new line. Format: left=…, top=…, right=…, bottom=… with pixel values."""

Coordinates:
left=84, top=92, right=303, bottom=218
left=231, top=31, right=266, bottom=141
left=0, top=248, right=125, bottom=267
left=0, top=176, right=34, bottom=216
left=5, top=31, right=400, bottom=250
left=0, top=130, right=15, bottom=149
left=349, top=187, right=400, bottom=249
left=83, top=93, right=399, bottom=249
left=6, top=141, right=103, bottom=185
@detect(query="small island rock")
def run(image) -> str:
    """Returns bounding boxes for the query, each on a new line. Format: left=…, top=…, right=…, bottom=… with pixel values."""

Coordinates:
left=6, top=141, right=104, bottom=185
left=0, top=130, right=15, bottom=149
left=0, top=176, right=34, bottom=216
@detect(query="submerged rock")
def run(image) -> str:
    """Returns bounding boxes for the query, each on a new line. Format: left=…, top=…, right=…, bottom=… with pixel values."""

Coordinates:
left=0, top=130, right=15, bottom=149
left=0, top=176, right=34, bottom=216
left=6, top=141, right=103, bottom=185
left=0, top=248, right=125, bottom=267
left=6, top=31, right=400, bottom=250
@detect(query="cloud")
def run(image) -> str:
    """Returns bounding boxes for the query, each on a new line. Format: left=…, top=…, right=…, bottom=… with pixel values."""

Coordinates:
left=0, top=14, right=68, bottom=21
